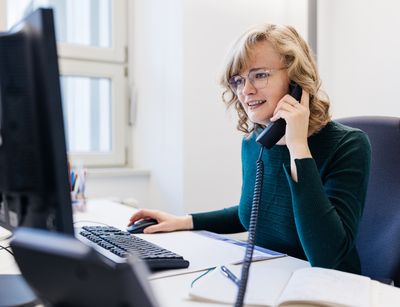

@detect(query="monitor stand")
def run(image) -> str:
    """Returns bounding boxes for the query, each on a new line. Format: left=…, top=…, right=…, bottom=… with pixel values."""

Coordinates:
left=0, top=275, right=39, bottom=307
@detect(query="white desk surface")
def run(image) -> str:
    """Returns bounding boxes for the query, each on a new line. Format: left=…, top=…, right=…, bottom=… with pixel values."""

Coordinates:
left=0, top=199, right=369, bottom=307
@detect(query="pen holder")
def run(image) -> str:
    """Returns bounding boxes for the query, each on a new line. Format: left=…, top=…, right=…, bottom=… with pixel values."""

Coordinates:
left=69, top=166, right=87, bottom=212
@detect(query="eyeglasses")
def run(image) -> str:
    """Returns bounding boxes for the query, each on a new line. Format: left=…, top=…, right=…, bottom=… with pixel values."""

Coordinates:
left=228, top=68, right=286, bottom=95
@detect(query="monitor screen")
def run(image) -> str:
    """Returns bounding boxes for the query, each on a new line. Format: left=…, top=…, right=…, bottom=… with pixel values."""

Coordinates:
left=0, top=8, right=73, bottom=235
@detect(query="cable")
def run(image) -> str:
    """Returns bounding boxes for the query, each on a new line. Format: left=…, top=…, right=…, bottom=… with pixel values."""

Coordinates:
left=0, top=233, right=13, bottom=241
left=190, top=268, right=215, bottom=288
left=235, top=146, right=264, bottom=307
left=0, top=244, right=14, bottom=256
left=0, top=225, right=13, bottom=241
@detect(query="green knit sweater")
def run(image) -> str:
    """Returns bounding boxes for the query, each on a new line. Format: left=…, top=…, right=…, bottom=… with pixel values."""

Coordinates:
left=192, top=121, right=371, bottom=274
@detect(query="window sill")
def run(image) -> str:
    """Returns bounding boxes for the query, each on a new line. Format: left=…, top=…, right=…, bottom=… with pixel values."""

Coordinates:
left=86, top=168, right=150, bottom=178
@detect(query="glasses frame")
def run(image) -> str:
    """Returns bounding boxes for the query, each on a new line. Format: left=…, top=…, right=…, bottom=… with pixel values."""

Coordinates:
left=228, top=67, right=286, bottom=95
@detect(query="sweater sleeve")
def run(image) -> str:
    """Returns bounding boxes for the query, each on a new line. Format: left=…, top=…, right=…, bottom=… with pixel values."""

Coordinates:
left=283, top=131, right=371, bottom=269
left=191, top=205, right=246, bottom=233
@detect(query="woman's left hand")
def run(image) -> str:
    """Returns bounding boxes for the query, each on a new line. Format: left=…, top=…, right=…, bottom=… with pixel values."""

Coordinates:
left=270, top=90, right=311, bottom=156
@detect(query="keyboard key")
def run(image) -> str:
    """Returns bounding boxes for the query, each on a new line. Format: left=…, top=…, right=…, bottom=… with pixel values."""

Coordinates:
left=79, top=226, right=189, bottom=271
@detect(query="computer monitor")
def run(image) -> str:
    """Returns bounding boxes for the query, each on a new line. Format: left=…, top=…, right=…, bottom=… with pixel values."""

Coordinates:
left=0, top=8, right=75, bottom=306
left=0, top=8, right=73, bottom=235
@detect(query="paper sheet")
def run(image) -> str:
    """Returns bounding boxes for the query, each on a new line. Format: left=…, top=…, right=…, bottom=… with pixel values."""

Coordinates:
left=277, top=267, right=371, bottom=307
left=189, top=264, right=293, bottom=306
left=370, top=280, right=400, bottom=307
left=138, top=231, right=285, bottom=280
left=189, top=266, right=382, bottom=307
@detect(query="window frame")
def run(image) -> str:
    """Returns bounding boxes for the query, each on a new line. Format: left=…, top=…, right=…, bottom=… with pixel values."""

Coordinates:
left=59, top=59, right=127, bottom=167
left=57, top=0, right=127, bottom=63
left=0, top=1, right=6, bottom=31
left=0, top=0, right=130, bottom=167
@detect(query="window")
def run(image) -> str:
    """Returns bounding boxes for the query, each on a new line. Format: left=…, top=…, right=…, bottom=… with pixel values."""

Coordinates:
left=1, top=0, right=129, bottom=167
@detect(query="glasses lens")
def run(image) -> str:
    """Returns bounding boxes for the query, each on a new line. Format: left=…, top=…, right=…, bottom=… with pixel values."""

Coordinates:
left=228, top=75, right=244, bottom=92
left=228, top=69, right=271, bottom=94
left=249, top=69, right=269, bottom=89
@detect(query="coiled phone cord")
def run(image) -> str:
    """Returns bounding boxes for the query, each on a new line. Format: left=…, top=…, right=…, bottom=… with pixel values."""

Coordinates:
left=234, top=146, right=264, bottom=307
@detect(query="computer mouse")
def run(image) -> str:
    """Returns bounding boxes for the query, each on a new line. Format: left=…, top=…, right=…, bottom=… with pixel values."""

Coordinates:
left=126, top=218, right=158, bottom=234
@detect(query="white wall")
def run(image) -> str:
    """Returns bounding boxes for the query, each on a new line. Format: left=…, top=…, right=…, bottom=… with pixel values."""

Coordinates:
left=129, top=0, right=184, bottom=214
left=85, top=169, right=150, bottom=205
left=88, top=0, right=400, bottom=214
left=180, top=0, right=307, bottom=214
left=128, top=0, right=308, bottom=214
left=318, top=0, right=400, bottom=118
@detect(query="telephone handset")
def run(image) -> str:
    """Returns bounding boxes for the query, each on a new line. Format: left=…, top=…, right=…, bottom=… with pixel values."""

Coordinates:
left=255, top=82, right=303, bottom=149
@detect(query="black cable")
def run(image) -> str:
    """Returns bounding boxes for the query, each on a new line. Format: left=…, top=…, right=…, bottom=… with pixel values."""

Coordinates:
left=0, top=233, right=13, bottom=241
left=235, top=146, right=264, bottom=307
left=0, top=244, right=14, bottom=256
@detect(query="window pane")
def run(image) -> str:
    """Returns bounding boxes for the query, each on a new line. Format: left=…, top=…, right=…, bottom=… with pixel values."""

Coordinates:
left=60, top=76, right=111, bottom=153
left=7, top=0, right=111, bottom=48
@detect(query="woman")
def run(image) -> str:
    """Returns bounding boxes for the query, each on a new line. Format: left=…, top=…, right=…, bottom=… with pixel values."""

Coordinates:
left=128, top=24, right=371, bottom=274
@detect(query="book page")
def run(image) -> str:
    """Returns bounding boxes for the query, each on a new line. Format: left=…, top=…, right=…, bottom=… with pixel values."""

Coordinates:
left=277, top=267, right=371, bottom=307
left=189, top=264, right=294, bottom=306
left=370, top=280, right=400, bottom=307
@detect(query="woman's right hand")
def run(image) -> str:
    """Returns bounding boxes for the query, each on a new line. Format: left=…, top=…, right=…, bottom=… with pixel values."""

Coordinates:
left=128, top=209, right=193, bottom=234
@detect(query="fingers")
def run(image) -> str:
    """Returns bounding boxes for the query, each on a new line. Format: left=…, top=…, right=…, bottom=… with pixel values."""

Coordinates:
left=282, top=97, right=299, bottom=107
left=300, top=90, right=310, bottom=108
left=271, top=92, right=310, bottom=122
left=271, top=98, right=297, bottom=122
left=128, top=209, right=189, bottom=234
left=270, top=110, right=290, bottom=122
left=128, top=209, right=159, bottom=226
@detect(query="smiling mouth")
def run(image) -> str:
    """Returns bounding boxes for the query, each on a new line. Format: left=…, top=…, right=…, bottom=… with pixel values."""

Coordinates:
left=247, top=100, right=266, bottom=107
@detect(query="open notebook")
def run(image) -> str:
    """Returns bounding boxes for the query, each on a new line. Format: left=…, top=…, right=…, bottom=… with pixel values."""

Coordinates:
left=189, top=265, right=400, bottom=307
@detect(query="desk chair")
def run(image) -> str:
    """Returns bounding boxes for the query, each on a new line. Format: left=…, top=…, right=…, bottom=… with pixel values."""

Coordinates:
left=337, top=116, right=400, bottom=286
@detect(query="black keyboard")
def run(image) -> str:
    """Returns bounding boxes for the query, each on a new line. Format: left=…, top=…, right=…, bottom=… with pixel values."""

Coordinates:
left=79, top=225, right=189, bottom=271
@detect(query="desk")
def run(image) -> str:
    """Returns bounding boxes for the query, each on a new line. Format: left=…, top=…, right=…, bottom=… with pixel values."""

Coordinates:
left=2, top=199, right=394, bottom=307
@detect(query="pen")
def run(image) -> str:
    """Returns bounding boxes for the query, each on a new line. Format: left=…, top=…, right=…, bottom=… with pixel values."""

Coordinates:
left=70, top=170, right=75, bottom=191
left=220, top=265, right=241, bottom=287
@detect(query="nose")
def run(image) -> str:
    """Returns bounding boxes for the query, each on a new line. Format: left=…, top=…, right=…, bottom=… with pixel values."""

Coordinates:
left=241, top=78, right=257, bottom=96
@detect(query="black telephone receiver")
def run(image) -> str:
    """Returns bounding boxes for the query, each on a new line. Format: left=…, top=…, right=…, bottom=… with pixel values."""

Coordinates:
left=255, top=82, right=303, bottom=149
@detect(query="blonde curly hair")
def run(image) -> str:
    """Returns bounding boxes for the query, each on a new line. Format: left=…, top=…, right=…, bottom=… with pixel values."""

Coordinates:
left=220, top=24, right=330, bottom=135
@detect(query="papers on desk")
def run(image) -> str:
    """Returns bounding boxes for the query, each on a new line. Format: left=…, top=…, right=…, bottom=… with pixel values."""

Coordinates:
left=196, top=231, right=284, bottom=260
left=189, top=264, right=400, bottom=307
left=137, top=230, right=285, bottom=280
